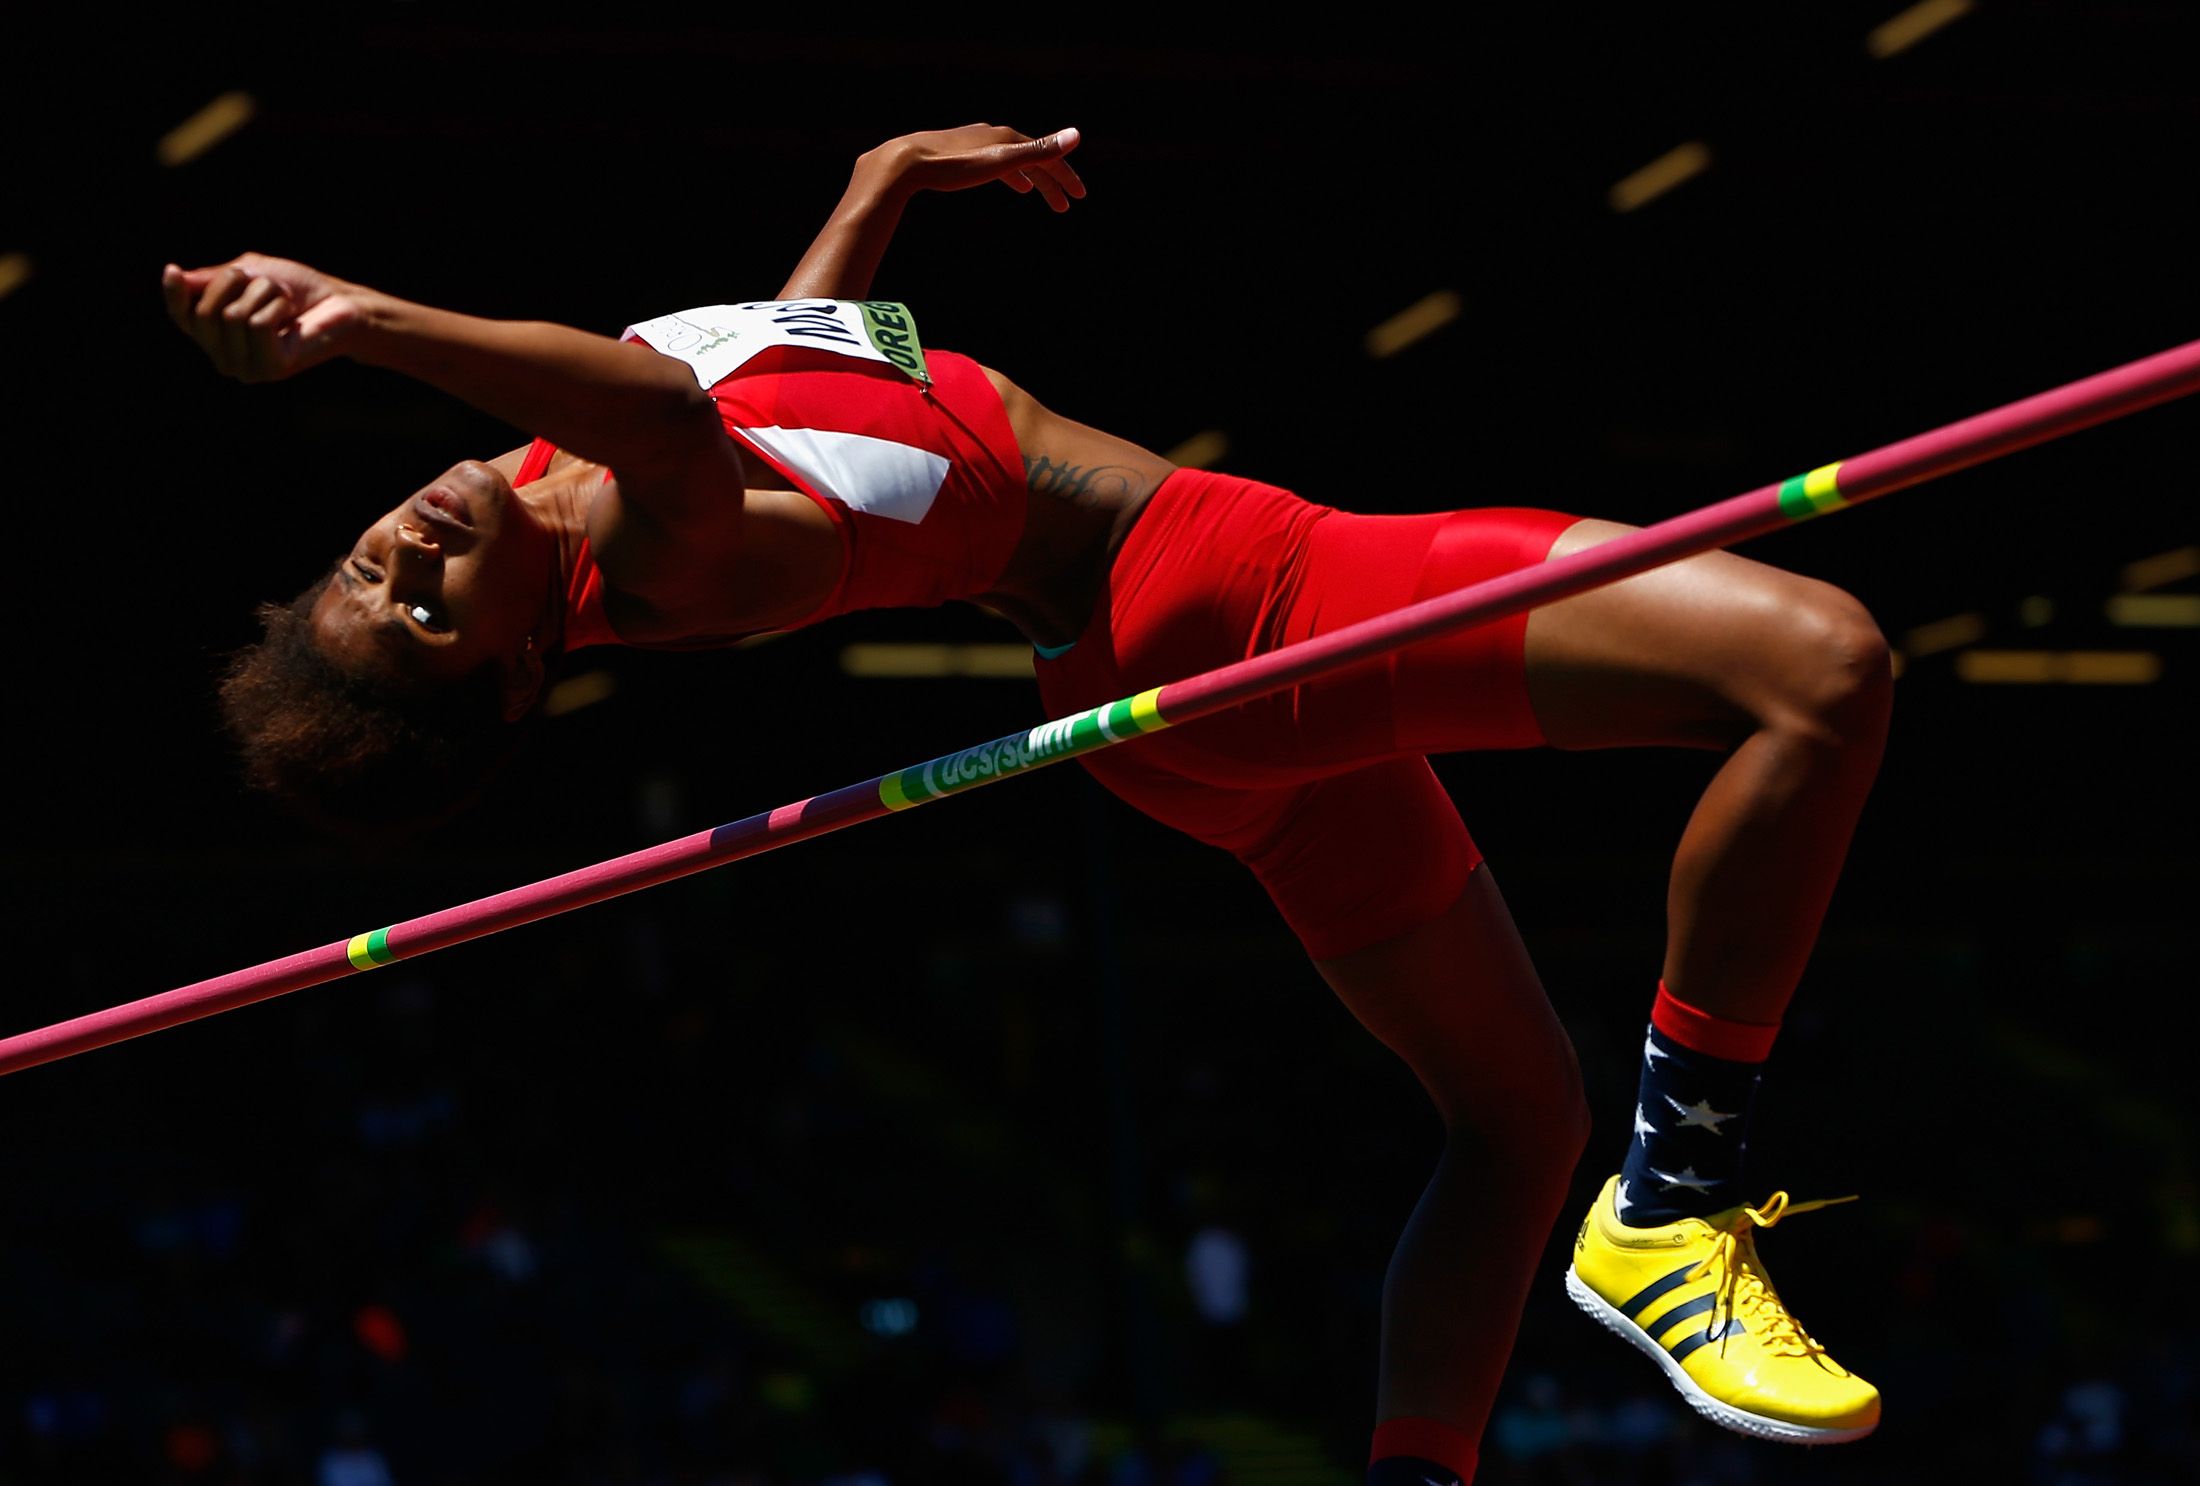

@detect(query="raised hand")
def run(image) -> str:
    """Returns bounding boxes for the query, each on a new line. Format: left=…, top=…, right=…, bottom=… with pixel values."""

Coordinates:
left=867, top=124, right=1087, bottom=212
left=160, top=253, right=368, bottom=382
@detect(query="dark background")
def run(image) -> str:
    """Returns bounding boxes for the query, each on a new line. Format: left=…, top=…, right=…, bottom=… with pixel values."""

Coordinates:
left=3, top=5, right=2195, bottom=1483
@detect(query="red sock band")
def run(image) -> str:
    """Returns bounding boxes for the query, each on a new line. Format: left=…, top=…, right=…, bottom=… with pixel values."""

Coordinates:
left=1651, top=981, right=1779, bottom=1063
left=1370, top=1416, right=1478, bottom=1478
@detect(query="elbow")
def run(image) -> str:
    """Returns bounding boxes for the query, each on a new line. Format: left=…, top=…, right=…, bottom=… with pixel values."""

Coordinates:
left=665, top=360, right=710, bottom=411
left=635, top=343, right=710, bottom=413
left=638, top=348, right=715, bottom=432
left=667, top=374, right=716, bottom=431
left=633, top=355, right=727, bottom=474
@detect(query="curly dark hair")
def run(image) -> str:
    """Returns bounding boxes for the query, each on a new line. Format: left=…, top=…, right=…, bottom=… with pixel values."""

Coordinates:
left=218, top=570, right=526, bottom=837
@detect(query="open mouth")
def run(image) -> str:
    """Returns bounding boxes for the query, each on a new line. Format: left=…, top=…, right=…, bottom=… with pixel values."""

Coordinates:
left=415, top=488, right=475, bottom=530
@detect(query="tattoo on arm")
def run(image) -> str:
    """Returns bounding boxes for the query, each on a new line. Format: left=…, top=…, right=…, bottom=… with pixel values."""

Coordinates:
left=1023, top=454, right=1157, bottom=505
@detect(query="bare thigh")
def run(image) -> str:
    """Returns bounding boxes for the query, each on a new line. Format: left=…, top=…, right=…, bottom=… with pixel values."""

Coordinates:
left=1523, top=519, right=1873, bottom=750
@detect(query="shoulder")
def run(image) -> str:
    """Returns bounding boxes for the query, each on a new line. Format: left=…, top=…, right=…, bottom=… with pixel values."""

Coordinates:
left=974, top=362, right=1034, bottom=418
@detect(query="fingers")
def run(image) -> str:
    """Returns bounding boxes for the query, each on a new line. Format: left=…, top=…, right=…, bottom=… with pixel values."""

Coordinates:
left=207, top=268, right=255, bottom=372
left=160, top=259, right=307, bottom=380
left=984, top=130, right=1085, bottom=212
left=225, top=276, right=284, bottom=322
left=246, top=291, right=296, bottom=329
left=905, top=124, right=1090, bottom=211
left=193, top=263, right=251, bottom=321
left=162, top=263, right=245, bottom=364
left=1025, top=169, right=1070, bottom=212
left=161, top=264, right=197, bottom=337
left=1020, top=129, right=1086, bottom=212
left=221, top=275, right=284, bottom=367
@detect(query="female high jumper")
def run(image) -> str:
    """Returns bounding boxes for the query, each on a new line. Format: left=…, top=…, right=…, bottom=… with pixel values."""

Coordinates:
left=164, top=124, right=1894, bottom=1484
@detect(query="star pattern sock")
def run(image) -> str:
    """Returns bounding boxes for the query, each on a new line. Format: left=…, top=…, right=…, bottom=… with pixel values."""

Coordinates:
left=1368, top=1417, right=1475, bottom=1486
left=1615, top=982, right=1777, bottom=1227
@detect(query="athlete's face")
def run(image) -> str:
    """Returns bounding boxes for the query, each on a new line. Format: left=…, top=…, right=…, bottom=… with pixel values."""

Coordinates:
left=310, top=460, right=553, bottom=711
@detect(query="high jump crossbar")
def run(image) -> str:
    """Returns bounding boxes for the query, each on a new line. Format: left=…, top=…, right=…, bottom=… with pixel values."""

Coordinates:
left=5, top=339, right=2197, bottom=1078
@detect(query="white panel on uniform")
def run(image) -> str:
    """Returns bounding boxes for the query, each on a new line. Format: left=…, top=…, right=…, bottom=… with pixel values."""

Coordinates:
left=739, top=425, right=950, bottom=525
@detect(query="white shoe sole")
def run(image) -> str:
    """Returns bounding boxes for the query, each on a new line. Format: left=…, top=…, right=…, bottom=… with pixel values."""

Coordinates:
left=1564, top=1264, right=1879, bottom=1445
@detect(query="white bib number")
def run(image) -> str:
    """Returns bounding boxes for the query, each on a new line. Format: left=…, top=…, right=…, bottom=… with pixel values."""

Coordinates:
left=623, top=299, right=929, bottom=390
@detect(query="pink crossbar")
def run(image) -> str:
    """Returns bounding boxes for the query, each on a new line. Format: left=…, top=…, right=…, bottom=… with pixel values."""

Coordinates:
left=5, top=338, right=2195, bottom=1078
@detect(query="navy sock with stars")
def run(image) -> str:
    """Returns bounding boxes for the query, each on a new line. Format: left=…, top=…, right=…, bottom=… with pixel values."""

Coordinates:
left=1615, top=1021, right=1765, bottom=1226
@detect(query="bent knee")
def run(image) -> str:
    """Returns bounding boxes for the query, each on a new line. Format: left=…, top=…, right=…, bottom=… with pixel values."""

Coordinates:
left=1537, top=1067, right=1593, bottom=1173
left=1432, top=1034, right=1592, bottom=1176
left=1760, top=583, right=1894, bottom=746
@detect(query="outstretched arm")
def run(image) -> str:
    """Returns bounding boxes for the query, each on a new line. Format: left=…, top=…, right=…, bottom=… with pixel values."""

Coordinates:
left=776, top=124, right=1085, bottom=301
left=162, top=255, right=722, bottom=487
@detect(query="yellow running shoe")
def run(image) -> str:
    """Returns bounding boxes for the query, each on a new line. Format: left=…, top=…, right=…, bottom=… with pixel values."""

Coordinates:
left=1564, top=1175, right=1881, bottom=1444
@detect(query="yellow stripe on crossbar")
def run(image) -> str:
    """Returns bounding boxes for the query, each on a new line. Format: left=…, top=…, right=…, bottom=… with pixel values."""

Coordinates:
left=346, top=934, right=379, bottom=971
left=1130, top=688, right=1168, bottom=731
left=1804, top=462, right=1846, bottom=512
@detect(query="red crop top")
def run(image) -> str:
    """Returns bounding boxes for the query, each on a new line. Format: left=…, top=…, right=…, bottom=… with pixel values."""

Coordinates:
left=515, top=344, right=1027, bottom=650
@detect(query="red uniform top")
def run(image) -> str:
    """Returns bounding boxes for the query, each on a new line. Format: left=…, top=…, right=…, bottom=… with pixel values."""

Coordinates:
left=516, top=345, right=1026, bottom=649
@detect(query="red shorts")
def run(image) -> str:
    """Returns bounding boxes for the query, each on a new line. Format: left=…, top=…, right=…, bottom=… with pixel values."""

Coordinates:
left=1033, top=469, right=1577, bottom=959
